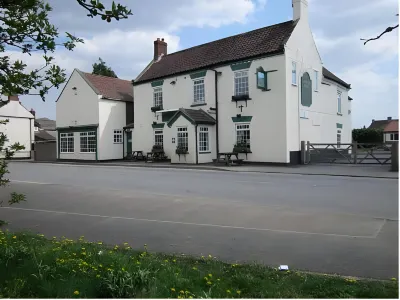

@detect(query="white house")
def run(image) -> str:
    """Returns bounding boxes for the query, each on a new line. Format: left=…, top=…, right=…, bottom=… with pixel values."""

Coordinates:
left=0, top=95, right=35, bottom=159
left=132, top=0, right=352, bottom=164
left=56, top=69, right=134, bottom=161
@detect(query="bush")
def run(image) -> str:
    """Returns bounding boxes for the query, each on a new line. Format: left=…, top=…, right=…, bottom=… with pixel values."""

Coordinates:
left=352, top=128, right=383, bottom=144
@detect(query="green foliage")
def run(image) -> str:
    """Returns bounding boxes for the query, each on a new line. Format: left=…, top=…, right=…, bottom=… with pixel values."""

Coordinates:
left=0, top=0, right=131, bottom=100
left=0, top=232, right=398, bottom=298
left=92, top=58, right=118, bottom=78
left=0, top=120, right=26, bottom=209
left=352, top=128, right=383, bottom=144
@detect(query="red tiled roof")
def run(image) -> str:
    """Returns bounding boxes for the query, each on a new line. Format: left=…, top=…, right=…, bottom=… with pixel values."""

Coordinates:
left=136, top=20, right=297, bottom=83
left=78, top=70, right=133, bottom=102
left=384, top=120, right=399, bottom=133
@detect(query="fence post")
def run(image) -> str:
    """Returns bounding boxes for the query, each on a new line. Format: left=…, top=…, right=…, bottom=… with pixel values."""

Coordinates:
left=306, top=141, right=311, bottom=164
left=300, top=141, right=305, bottom=164
left=391, top=142, right=398, bottom=172
left=353, top=141, right=357, bottom=164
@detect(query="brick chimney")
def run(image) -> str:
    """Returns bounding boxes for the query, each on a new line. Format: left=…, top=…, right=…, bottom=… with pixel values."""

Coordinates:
left=8, top=95, right=19, bottom=101
left=293, top=0, right=308, bottom=21
left=154, top=38, right=167, bottom=61
left=387, top=117, right=392, bottom=120
left=30, top=109, right=36, bottom=117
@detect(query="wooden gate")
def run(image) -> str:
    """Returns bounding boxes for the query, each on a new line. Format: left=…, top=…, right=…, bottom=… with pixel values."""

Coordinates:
left=304, top=142, right=393, bottom=165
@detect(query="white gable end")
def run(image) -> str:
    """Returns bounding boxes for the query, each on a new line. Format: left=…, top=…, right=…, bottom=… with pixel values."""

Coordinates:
left=0, top=101, right=34, bottom=119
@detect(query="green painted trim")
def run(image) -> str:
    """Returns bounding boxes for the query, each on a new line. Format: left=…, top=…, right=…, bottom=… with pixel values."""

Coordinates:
left=230, top=61, right=252, bottom=71
left=190, top=71, right=207, bottom=79
left=152, top=123, right=165, bottom=129
left=151, top=80, right=164, bottom=87
left=162, top=111, right=177, bottom=123
left=190, top=103, right=207, bottom=107
left=95, top=130, right=98, bottom=161
left=231, top=116, right=253, bottom=123
left=56, top=124, right=98, bottom=132
left=336, top=123, right=343, bottom=129
left=167, top=111, right=195, bottom=128
left=199, top=151, right=211, bottom=154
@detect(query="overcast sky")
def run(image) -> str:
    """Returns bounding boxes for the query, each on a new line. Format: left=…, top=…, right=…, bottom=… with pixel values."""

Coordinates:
left=9, top=0, right=399, bottom=128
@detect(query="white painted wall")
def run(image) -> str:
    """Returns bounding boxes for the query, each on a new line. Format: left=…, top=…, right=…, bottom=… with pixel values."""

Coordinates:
left=134, top=54, right=288, bottom=163
left=0, top=100, right=34, bottom=158
left=197, top=125, right=215, bottom=164
left=285, top=13, right=352, bottom=151
left=169, top=117, right=196, bottom=164
left=59, top=131, right=96, bottom=160
left=98, top=99, right=126, bottom=160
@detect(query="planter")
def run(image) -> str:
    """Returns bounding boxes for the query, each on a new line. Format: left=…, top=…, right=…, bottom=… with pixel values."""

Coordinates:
left=151, top=106, right=163, bottom=112
left=231, top=94, right=251, bottom=101
left=233, top=147, right=251, bottom=153
left=176, top=149, right=189, bottom=155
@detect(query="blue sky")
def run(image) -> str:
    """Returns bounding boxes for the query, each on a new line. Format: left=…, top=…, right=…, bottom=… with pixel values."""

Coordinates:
left=6, top=0, right=399, bottom=128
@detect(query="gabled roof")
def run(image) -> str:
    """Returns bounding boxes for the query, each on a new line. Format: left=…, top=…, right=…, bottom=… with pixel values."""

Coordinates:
left=0, top=101, right=9, bottom=108
left=369, top=119, right=398, bottom=130
left=136, top=20, right=297, bottom=84
left=322, top=67, right=351, bottom=89
left=167, top=108, right=216, bottom=127
left=35, top=130, right=56, bottom=141
left=384, top=120, right=399, bottom=133
left=35, top=117, right=56, bottom=131
left=76, top=70, right=133, bottom=102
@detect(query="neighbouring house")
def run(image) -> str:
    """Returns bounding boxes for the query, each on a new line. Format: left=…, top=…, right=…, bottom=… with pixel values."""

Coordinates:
left=0, top=95, right=34, bottom=159
left=56, top=69, right=134, bottom=160
left=132, top=0, right=352, bottom=164
left=369, top=117, right=399, bottom=143
left=34, top=116, right=57, bottom=142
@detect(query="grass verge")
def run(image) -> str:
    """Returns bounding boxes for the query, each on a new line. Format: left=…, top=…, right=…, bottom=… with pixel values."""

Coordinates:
left=0, top=230, right=398, bottom=298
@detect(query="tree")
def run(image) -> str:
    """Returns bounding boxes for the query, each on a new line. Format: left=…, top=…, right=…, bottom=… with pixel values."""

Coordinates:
left=0, top=0, right=131, bottom=100
left=361, top=14, right=399, bottom=45
left=0, top=0, right=131, bottom=220
left=92, top=58, right=118, bottom=78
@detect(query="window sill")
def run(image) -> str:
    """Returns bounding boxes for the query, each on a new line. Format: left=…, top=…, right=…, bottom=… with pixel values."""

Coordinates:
left=60, top=152, right=74, bottom=154
left=79, top=152, right=96, bottom=154
left=190, top=103, right=207, bottom=107
left=199, top=151, right=211, bottom=154
left=151, top=106, right=163, bottom=112
left=292, top=83, right=297, bottom=86
left=337, top=113, right=343, bottom=116
left=113, top=142, right=123, bottom=144
left=300, top=117, right=309, bottom=119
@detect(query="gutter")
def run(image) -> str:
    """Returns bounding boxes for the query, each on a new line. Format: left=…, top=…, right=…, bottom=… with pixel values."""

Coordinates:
left=195, top=125, right=199, bottom=165
left=211, top=69, right=221, bottom=160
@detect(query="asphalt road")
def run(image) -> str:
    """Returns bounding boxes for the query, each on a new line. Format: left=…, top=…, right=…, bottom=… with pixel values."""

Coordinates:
left=0, top=162, right=398, bottom=279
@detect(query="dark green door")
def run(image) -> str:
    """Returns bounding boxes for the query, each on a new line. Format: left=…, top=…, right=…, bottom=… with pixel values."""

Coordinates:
left=126, top=131, right=132, bottom=154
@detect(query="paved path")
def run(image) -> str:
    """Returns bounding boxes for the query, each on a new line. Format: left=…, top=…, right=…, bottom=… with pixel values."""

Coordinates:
left=0, top=162, right=398, bottom=279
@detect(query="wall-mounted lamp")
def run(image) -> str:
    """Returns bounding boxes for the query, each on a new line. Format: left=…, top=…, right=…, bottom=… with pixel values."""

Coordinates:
left=170, top=80, right=176, bottom=85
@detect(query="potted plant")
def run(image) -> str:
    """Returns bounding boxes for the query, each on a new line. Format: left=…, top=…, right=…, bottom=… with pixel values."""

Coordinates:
left=175, top=145, right=188, bottom=155
left=233, top=142, right=251, bottom=153
left=152, top=144, right=164, bottom=153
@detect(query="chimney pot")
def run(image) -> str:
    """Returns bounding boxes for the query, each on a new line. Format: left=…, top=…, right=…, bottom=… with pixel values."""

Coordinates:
left=372, top=119, right=375, bottom=122
left=30, top=109, right=36, bottom=117
left=8, top=95, right=19, bottom=101
left=154, top=38, right=168, bottom=61
left=388, top=117, right=392, bottom=120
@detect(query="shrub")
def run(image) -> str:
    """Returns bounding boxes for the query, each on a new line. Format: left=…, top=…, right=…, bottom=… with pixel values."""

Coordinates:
left=352, top=128, right=383, bottom=144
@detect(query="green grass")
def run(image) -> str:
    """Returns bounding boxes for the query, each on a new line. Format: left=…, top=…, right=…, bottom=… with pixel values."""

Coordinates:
left=0, top=231, right=397, bottom=298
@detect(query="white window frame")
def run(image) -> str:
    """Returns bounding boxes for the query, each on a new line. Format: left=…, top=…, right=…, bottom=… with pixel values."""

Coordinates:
left=337, top=90, right=342, bottom=114
left=60, top=132, right=74, bottom=153
left=198, top=127, right=210, bottom=153
left=154, top=129, right=164, bottom=147
left=390, top=133, right=399, bottom=141
left=193, top=78, right=205, bottom=104
left=313, top=70, right=319, bottom=91
left=234, top=70, right=249, bottom=96
left=292, top=61, right=297, bottom=85
left=177, top=127, right=188, bottom=151
left=113, top=129, right=123, bottom=144
left=153, top=86, right=163, bottom=107
left=80, top=131, right=96, bottom=153
left=235, top=123, right=251, bottom=148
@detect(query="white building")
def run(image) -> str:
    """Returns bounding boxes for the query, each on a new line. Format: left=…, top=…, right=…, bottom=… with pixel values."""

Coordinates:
left=132, top=0, right=352, bottom=164
left=56, top=69, right=134, bottom=161
left=0, top=95, right=35, bottom=159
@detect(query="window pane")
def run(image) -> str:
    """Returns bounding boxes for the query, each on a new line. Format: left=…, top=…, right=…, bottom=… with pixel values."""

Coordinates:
left=193, top=79, right=205, bottom=103
left=234, top=71, right=249, bottom=96
left=153, top=87, right=163, bottom=107
left=177, top=127, right=188, bottom=151
left=236, top=124, right=251, bottom=148
left=257, top=71, right=265, bottom=88
left=154, top=130, right=164, bottom=147
left=199, top=127, right=209, bottom=152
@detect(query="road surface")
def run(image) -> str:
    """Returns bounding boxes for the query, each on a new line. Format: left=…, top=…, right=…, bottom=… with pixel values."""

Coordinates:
left=0, top=162, right=398, bottom=279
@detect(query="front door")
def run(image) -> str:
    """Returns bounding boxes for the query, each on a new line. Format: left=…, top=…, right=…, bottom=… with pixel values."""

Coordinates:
left=126, top=131, right=132, bottom=154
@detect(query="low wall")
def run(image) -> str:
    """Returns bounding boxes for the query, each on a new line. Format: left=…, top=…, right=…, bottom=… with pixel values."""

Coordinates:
left=34, top=141, right=57, bottom=161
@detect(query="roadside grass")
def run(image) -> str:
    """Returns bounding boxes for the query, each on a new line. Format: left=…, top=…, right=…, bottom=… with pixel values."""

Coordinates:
left=0, top=231, right=397, bottom=298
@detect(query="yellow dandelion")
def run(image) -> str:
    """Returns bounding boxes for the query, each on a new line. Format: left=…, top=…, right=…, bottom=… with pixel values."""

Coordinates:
left=391, top=277, right=397, bottom=281
left=217, top=278, right=221, bottom=281
left=237, top=290, right=241, bottom=295
left=124, top=242, right=129, bottom=245
left=173, top=259, right=176, bottom=262
left=122, top=267, right=125, bottom=271
left=226, top=290, right=231, bottom=293
left=179, top=290, right=185, bottom=294
left=189, top=296, right=193, bottom=299
left=98, top=241, right=102, bottom=245
left=192, top=267, right=197, bottom=270
left=81, top=248, right=85, bottom=250
left=73, top=291, right=79, bottom=295
left=164, top=259, right=169, bottom=263
left=99, top=264, right=103, bottom=267
left=208, top=254, right=212, bottom=258
left=136, top=261, right=141, bottom=265
left=12, top=236, right=16, bottom=239
left=204, top=276, right=208, bottom=281
left=81, top=252, right=86, bottom=256
left=170, top=288, right=176, bottom=292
